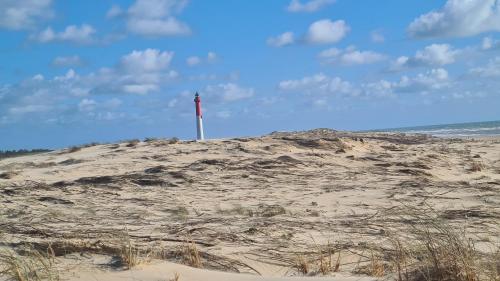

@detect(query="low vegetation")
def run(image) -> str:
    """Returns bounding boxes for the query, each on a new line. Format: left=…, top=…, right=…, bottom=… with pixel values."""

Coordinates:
left=293, top=243, right=341, bottom=276
left=295, top=255, right=309, bottom=275
left=119, top=237, right=140, bottom=269
left=469, top=161, right=484, bottom=172
left=0, top=246, right=59, bottom=281
left=380, top=208, right=499, bottom=281
left=169, top=272, right=180, bottom=281
left=181, top=240, right=202, bottom=269
left=0, top=149, right=51, bottom=160
left=125, top=139, right=141, bottom=147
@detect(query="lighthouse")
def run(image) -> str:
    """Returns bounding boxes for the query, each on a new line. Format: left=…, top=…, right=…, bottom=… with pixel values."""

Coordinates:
left=194, top=92, right=205, bottom=140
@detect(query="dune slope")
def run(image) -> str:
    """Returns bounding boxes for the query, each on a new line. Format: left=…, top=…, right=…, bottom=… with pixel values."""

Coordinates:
left=1, top=129, right=499, bottom=280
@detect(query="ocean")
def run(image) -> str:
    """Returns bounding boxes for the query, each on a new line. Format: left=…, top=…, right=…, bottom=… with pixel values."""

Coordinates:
left=375, top=120, right=500, bottom=138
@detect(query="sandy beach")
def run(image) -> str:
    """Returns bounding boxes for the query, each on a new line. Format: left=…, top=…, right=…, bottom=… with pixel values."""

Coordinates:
left=1, top=129, right=499, bottom=280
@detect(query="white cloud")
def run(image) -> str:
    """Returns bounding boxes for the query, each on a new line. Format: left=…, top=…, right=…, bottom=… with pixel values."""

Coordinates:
left=167, top=98, right=178, bottom=108
left=365, top=68, right=451, bottom=96
left=215, top=111, right=231, bottom=119
left=1, top=84, right=62, bottom=123
left=204, top=83, right=254, bottom=102
left=312, top=99, right=328, bottom=107
left=391, top=44, right=459, bottom=70
left=34, top=27, right=54, bottom=42
left=267, top=32, right=295, bottom=47
left=186, top=52, right=218, bottom=66
left=78, top=98, right=124, bottom=118
left=32, top=24, right=96, bottom=44
left=287, top=0, right=335, bottom=13
left=122, top=84, right=159, bottom=95
left=362, top=80, right=394, bottom=98
left=450, top=91, right=487, bottom=99
left=371, top=30, right=385, bottom=43
left=51, top=25, right=95, bottom=43
left=279, top=69, right=452, bottom=99
left=207, top=52, right=217, bottom=63
left=127, top=18, right=190, bottom=37
left=189, top=74, right=217, bottom=81
left=78, top=99, right=97, bottom=112
left=94, top=111, right=126, bottom=121
left=105, top=49, right=178, bottom=95
left=470, top=57, right=500, bottom=77
left=0, top=0, right=53, bottom=30
left=106, top=5, right=123, bottom=19
left=9, top=104, right=52, bottom=115
left=52, top=55, right=83, bottom=67
left=0, top=48, right=180, bottom=125
left=481, top=37, right=500, bottom=50
left=103, top=98, right=123, bottom=109
left=49, top=49, right=177, bottom=96
left=126, top=0, right=190, bottom=37
left=414, top=44, right=458, bottom=65
left=396, top=68, right=450, bottom=93
left=408, top=0, right=500, bottom=38
left=188, top=71, right=238, bottom=82
left=110, top=69, right=177, bottom=95
left=318, top=46, right=386, bottom=65
left=54, top=69, right=77, bottom=81
left=32, top=74, right=44, bottom=81
left=279, top=73, right=356, bottom=96
left=305, top=19, right=350, bottom=44
left=128, top=0, right=188, bottom=18
left=70, top=88, right=90, bottom=97
left=120, top=49, right=174, bottom=73
left=482, top=37, right=494, bottom=50
left=187, top=56, right=201, bottom=66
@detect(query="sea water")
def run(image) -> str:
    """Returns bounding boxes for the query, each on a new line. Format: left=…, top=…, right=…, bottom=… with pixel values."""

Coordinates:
left=376, top=120, right=500, bottom=138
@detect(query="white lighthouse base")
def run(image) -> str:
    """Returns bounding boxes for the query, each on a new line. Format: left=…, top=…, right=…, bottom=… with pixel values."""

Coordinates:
left=196, top=116, right=205, bottom=141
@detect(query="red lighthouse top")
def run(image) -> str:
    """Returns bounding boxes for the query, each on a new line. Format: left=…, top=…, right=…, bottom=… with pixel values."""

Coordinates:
left=194, top=92, right=202, bottom=117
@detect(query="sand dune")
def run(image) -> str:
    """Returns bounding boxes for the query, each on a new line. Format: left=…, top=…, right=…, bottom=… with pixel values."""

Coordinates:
left=1, top=129, right=499, bottom=280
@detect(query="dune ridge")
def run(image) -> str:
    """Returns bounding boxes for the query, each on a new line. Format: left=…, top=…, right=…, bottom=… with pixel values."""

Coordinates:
left=1, top=129, right=499, bottom=280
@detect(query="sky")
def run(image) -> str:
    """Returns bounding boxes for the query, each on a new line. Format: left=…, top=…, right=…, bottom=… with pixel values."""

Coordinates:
left=1, top=0, right=500, bottom=149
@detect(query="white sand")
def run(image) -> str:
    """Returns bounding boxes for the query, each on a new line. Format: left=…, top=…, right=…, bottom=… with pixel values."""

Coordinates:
left=1, top=130, right=499, bottom=280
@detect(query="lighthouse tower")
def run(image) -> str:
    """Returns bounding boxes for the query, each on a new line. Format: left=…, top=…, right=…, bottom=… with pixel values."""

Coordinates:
left=194, top=92, right=205, bottom=140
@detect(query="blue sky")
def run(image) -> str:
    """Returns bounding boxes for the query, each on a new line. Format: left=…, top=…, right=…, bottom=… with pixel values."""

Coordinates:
left=1, top=0, right=500, bottom=149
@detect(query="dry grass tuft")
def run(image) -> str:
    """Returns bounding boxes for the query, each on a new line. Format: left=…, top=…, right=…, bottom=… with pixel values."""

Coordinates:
left=484, top=248, right=500, bottom=281
left=318, top=256, right=331, bottom=275
left=116, top=234, right=166, bottom=269
left=469, top=161, right=484, bottom=172
left=170, top=272, right=180, bottom=281
left=67, top=146, right=81, bottom=153
left=317, top=243, right=341, bottom=275
left=119, top=239, right=139, bottom=269
left=125, top=139, right=141, bottom=147
left=353, top=249, right=386, bottom=277
left=295, top=255, right=309, bottom=275
left=182, top=240, right=202, bottom=268
left=144, top=137, right=159, bottom=142
left=118, top=232, right=146, bottom=269
left=383, top=207, right=499, bottom=281
left=257, top=204, right=286, bottom=217
left=0, top=246, right=59, bottom=281
left=369, top=251, right=385, bottom=277
left=216, top=204, right=253, bottom=217
left=294, top=243, right=341, bottom=276
left=168, top=137, right=180, bottom=144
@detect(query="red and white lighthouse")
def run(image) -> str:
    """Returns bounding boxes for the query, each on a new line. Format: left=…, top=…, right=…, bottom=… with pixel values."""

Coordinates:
left=194, top=92, right=205, bottom=140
